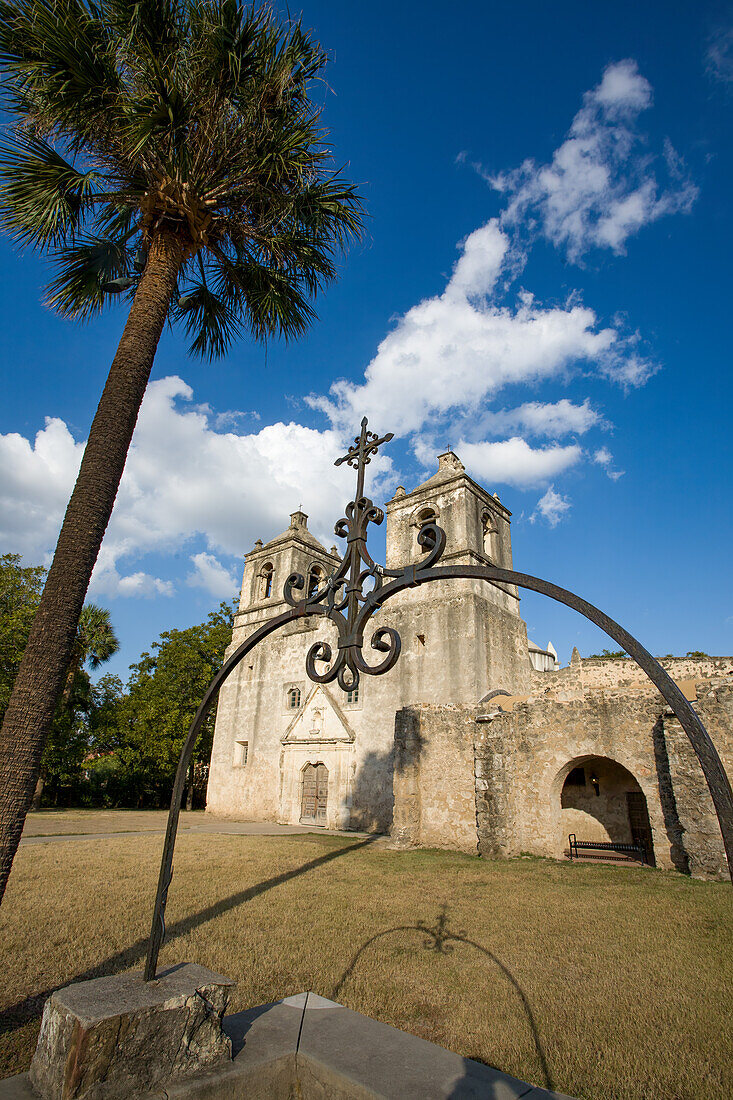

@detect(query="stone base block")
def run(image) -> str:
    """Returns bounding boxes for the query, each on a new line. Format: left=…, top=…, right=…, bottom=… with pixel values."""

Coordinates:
left=28, top=963, right=235, bottom=1100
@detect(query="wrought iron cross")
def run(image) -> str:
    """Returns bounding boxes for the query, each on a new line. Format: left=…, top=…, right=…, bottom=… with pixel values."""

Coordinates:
left=334, top=417, right=394, bottom=503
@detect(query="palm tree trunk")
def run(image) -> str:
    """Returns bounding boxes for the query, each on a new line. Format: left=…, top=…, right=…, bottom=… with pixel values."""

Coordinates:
left=0, top=229, right=185, bottom=905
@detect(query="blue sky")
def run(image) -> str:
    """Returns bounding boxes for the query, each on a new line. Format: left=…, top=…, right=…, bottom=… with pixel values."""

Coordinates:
left=1, top=0, right=732, bottom=683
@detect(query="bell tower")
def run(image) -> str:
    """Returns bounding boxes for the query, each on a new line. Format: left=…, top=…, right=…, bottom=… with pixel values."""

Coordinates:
left=236, top=509, right=339, bottom=633
left=385, top=450, right=520, bottom=618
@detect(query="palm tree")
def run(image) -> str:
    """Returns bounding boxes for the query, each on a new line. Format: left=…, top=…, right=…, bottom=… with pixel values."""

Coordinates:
left=61, top=604, right=120, bottom=707
left=0, top=0, right=364, bottom=902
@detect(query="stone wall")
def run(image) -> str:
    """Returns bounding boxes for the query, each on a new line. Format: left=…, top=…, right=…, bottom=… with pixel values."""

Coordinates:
left=393, top=705, right=478, bottom=854
left=531, top=652, right=733, bottom=693
left=392, top=679, right=733, bottom=879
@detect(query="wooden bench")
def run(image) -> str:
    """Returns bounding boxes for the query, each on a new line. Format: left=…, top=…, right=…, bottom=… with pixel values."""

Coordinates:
left=568, top=833, right=646, bottom=865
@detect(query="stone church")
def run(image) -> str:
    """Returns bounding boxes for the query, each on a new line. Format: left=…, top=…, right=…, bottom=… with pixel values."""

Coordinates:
left=206, top=451, right=732, bottom=879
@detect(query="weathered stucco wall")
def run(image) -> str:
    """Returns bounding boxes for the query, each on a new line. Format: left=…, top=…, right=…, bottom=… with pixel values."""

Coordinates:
left=207, top=452, right=533, bottom=834
left=476, top=680, right=732, bottom=878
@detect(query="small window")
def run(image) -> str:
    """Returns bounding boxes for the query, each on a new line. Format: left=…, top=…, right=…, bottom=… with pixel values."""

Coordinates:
left=259, top=563, right=274, bottom=599
left=481, top=512, right=496, bottom=558
left=346, top=686, right=359, bottom=704
left=288, top=687, right=301, bottom=709
left=566, top=767, right=585, bottom=786
left=234, top=740, right=249, bottom=766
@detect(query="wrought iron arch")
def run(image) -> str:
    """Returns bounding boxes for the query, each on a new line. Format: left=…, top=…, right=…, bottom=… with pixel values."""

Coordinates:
left=144, top=419, right=733, bottom=980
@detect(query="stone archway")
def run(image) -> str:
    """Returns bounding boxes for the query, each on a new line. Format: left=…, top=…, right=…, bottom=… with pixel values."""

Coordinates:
left=555, top=755, right=655, bottom=863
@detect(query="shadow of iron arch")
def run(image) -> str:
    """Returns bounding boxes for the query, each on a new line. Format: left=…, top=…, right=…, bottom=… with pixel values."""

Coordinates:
left=331, top=907, right=554, bottom=1092
left=144, top=562, right=733, bottom=981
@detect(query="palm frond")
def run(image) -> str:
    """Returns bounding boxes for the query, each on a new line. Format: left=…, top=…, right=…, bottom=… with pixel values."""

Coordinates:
left=211, top=250, right=315, bottom=343
left=173, top=280, right=241, bottom=358
left=93, top=199, right=138, bottom=239
left=187, top=0, right=263, bottom=96
left=287, top=175, right=365, bottom=250
left=103, top=0, right=183, bottom=58
left=0, top=0, right=366, bottom=354
left=0, top=0, right=120, bottom=146
left=45, top=235, right=130, bottom=319
left=0, top=132, right=99, bottom=247
left=122, top=61, right=191, bottom=160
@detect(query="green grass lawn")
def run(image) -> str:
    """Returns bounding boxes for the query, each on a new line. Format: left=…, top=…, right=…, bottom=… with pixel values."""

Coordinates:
left=1, top=827, right=730, bottom=1100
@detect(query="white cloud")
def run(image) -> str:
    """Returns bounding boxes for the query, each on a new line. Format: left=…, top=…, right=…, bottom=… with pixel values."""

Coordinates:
left=706, top=27, right=733, bottom=84
left=0, top=417, right=84, bottom=562
left=444, top=220, right=509, bottom=300
left=187, top=552, right=239, bottom=598
left=111, top=571, right=175, bottom=598
left=531, top=486, right=572, bottom=527
left=311, top=64, right=687, bottom=444
left=490, top=60, right=697, bottom=262
left=1, top=60, right=693, bottom=590
left=309, top=219, right=631, bottom=438
left=592, top=446, right=624, bottom=481
left=455, top=437, right=582, bottom=488
left=474, top=398, right=603, bottom=440
left=0, top=377, right=395, bottom=597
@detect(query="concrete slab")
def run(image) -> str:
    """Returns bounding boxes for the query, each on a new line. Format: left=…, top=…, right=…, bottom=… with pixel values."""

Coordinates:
left=297, top=993, right=537, bottom=1099
left=225, top=995, right=304, bottom=1060
left=1, top=990, right=578, bottom=1100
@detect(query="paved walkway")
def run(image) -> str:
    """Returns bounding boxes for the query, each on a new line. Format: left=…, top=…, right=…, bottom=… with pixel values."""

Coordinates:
left=20, top=811, right=367, bottom=846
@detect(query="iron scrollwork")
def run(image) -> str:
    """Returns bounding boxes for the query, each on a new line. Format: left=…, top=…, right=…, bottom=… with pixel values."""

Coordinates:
left=280, top=418, right=446, bottom=691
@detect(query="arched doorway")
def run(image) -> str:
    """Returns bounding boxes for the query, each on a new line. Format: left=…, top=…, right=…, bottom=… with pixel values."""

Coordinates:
left=558, top=756, right=655, bottom=864
left=300, top=762, right=328, bottom=825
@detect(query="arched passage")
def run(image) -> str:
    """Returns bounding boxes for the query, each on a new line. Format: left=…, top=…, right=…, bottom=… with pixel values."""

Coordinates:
left=555, top=756, right=655, bottom=864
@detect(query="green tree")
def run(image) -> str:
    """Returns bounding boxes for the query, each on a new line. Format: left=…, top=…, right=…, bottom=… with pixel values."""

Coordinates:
left=61, top=604, right=120, bottom=707
left=82, top=673, right=125, bottom=805
left=1, top=556, right=120, bottom=806
left=35, top=604, right=119, bottom=807
left=111, top=602, right=234, bottom=807
left=0, top=554, right=45, bottom=718
left=0, top=1, right=364, bottom=901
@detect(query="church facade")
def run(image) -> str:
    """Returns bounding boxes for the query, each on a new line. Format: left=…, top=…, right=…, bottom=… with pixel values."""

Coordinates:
left=206, top=451, right=732, bottom=879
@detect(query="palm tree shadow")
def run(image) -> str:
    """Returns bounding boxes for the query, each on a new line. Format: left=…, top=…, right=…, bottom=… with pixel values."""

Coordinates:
left=0, top=834, right=377, bottom=1042
left=332, top=904, right=554, bottom=1093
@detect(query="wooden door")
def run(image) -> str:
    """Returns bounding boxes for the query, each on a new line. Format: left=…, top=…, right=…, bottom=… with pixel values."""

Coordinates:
left=626, top=791, right=654, bottom=864
left=301, top=763, right=328, bottom=825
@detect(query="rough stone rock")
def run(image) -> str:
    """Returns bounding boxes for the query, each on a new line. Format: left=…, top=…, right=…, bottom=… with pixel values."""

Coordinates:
left=29, top=963, right=234, bottom=1100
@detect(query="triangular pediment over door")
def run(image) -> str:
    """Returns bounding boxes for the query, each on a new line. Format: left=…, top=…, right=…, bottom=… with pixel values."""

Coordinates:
left=282, top=683, right=355, bottom=745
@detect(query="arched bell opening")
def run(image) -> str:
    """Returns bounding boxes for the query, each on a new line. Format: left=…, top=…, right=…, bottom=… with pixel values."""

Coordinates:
left=555, top=755, right=655, bottom=865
